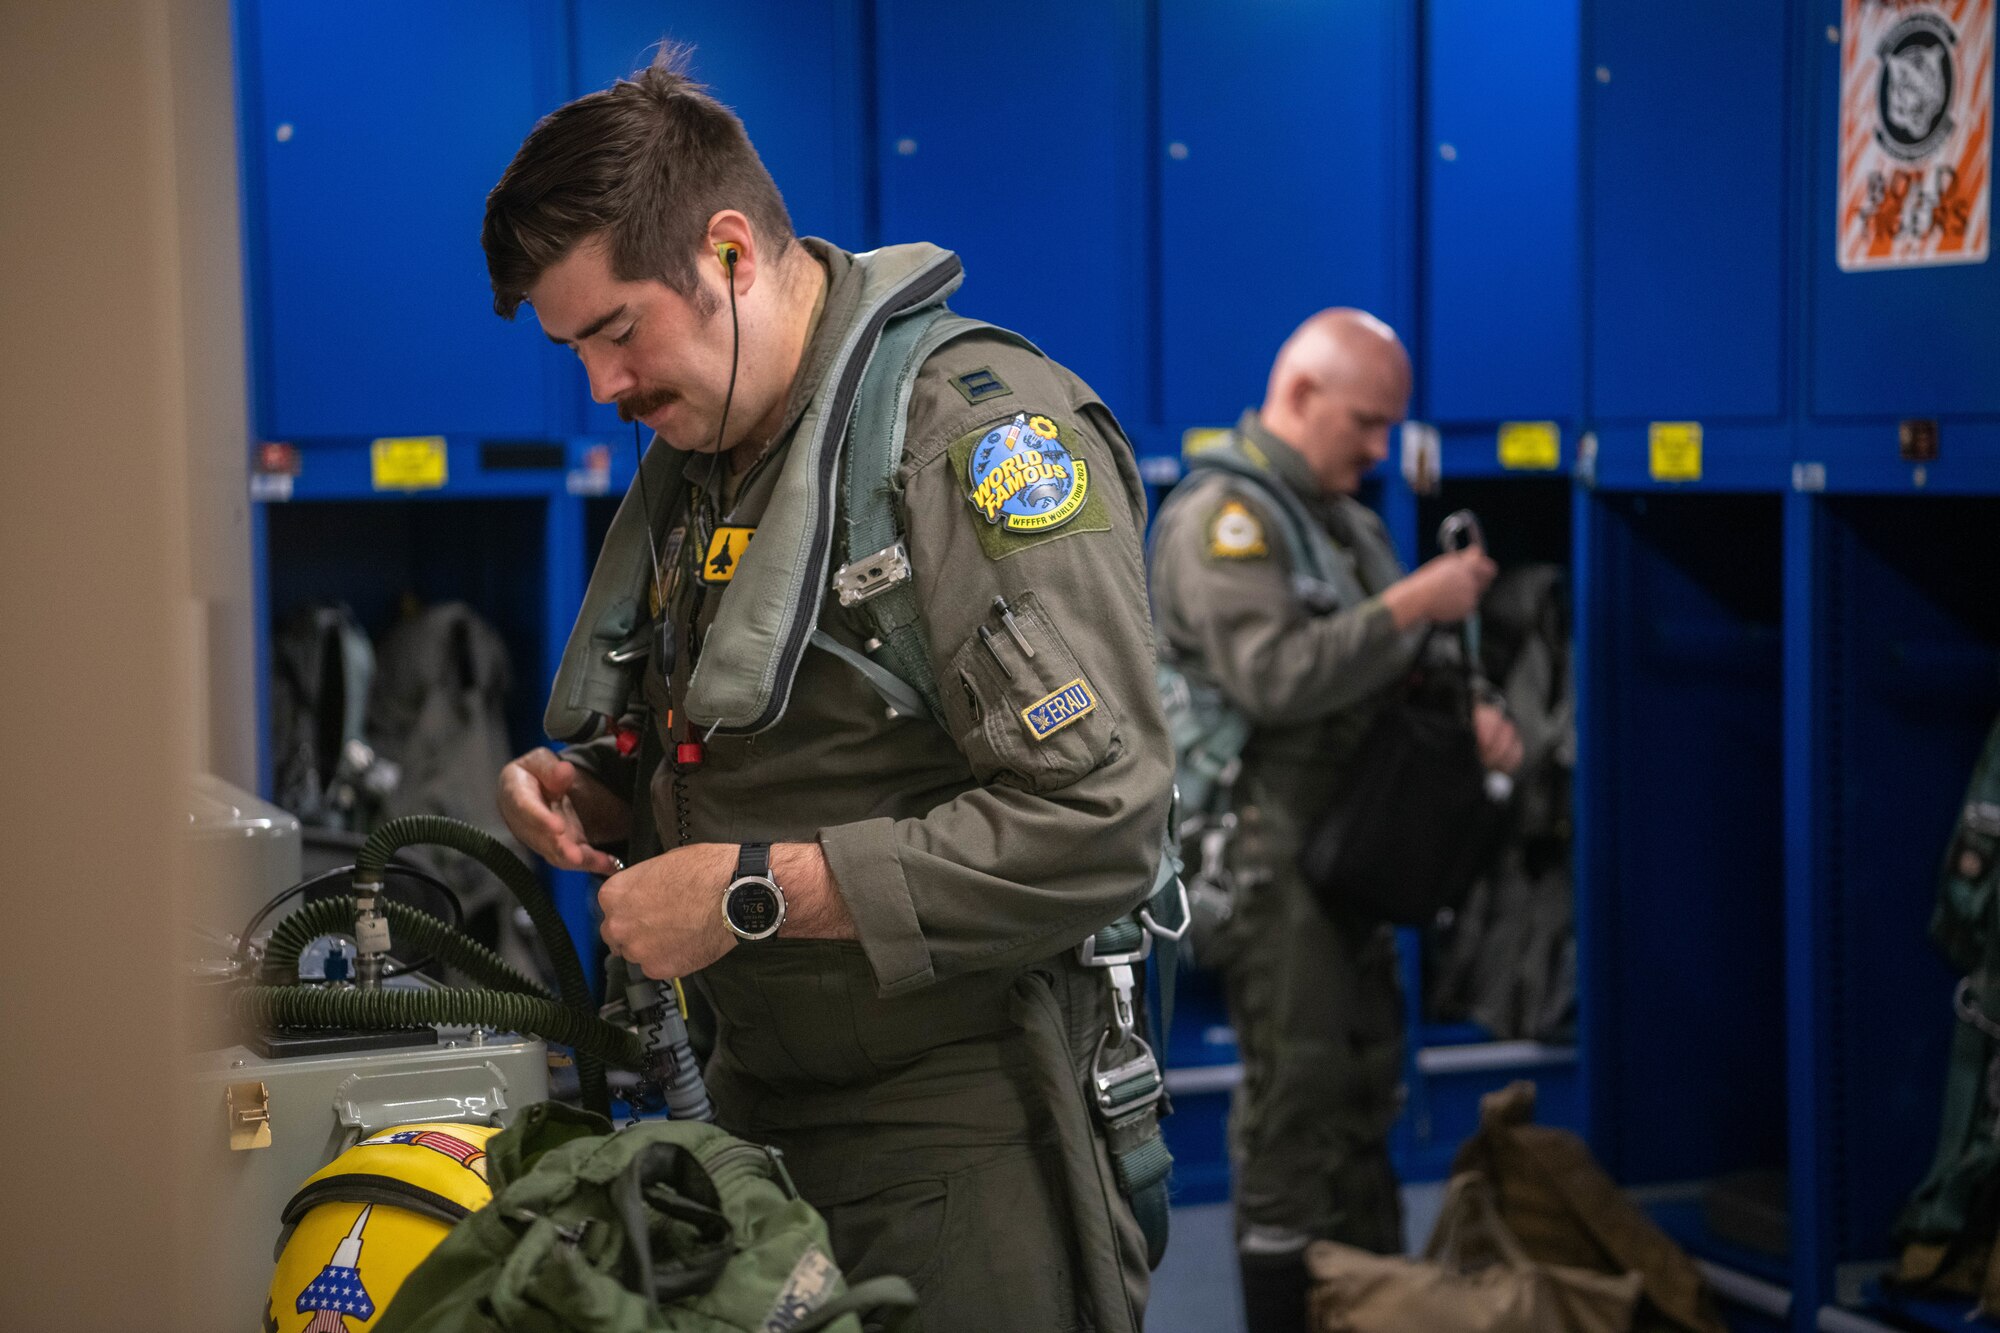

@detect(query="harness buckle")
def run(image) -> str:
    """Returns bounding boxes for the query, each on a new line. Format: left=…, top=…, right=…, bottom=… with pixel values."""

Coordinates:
left=1091, top=1030, right=1164, bottom=1115
left=833, top=542, right=912, bottom=607
left=1077, top=932, right=1151, bottom=968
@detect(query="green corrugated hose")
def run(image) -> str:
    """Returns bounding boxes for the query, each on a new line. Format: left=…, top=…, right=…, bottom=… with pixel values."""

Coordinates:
left=257, top=815, right=613, bottom=1115
left=232, top=985, right=645, bottom=1067
left=261, top=895, right=552, bottom=998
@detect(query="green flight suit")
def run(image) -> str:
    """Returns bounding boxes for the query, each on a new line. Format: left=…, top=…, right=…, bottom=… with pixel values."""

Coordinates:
left=567, top=240, right=1174, bottom=1332
left=1148, top=411, right=1424, bottom=1257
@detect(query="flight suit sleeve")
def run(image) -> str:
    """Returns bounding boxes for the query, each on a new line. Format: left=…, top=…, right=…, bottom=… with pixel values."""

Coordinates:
left=1150, top=483, right=1421, bottom=726
left=559, top=728, right=638, bottom=812
left=816, top=389, right=1175, bottom=997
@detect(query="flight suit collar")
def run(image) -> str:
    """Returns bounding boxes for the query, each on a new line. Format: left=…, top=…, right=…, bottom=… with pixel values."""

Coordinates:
left=765, top=239, right=862, bottom=452
left=1234, top=409, right=1323, bottom=503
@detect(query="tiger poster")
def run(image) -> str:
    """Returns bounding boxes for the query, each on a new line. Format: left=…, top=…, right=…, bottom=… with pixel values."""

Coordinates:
left=1839, top=0, right=1993, bottom=270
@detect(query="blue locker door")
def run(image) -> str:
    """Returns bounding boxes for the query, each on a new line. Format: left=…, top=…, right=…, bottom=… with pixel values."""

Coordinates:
left=1808, top=0, right=2000, bottom=420
left=1423, top=0, right=1582, bottom=426
left=571, top=2, right=874, bottom=435
left=875, top=1, right=1152, bottom=426
left=242, top=0, right=570, bottom=440
left=1586, top=2, right=1790, bottom=423
left=1160, top=0, right=1417, bottom=431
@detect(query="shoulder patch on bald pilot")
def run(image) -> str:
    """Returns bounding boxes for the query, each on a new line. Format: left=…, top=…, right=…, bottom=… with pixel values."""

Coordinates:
left=1207, top=500, right=1269, bottom=560
left=948, top=411, right=1111, bottom=560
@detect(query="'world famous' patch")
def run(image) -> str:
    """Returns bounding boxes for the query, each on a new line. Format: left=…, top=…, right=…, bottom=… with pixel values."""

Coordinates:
left=948, top=412, right=1110, bottom=559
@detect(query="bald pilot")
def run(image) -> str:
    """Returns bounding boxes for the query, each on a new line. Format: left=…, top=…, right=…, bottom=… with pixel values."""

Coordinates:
left=1148, top=309, right=1522, bottom=1331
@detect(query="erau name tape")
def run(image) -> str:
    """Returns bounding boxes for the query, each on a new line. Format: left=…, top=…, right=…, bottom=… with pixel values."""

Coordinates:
left=1022, top=678, right=1097, bottom=741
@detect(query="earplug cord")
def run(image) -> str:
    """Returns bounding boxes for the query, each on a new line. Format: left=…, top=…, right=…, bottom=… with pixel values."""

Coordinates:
left=630, top=247, right=742, bottom=605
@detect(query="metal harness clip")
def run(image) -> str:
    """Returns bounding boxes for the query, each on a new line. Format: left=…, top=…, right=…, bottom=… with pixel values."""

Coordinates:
left=1079, top=925, right=1165, bottom=1115
left=833, top=542, right=913, bottom=607
left=1092, top=1029, right=1164, bottom=1115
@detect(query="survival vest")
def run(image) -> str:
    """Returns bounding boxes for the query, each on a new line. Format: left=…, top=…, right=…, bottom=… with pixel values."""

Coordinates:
left=1149, top=432, right=1360, bottom=963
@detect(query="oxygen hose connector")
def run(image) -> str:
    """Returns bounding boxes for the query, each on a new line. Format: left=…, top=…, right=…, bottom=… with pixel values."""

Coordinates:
left=349, top=872, right=392, bottom=989
left=626, top=975, right=715, bottom=1122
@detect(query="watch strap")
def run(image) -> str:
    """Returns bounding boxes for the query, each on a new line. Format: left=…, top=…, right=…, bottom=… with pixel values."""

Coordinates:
left=735, top=842, right=771, bottom=880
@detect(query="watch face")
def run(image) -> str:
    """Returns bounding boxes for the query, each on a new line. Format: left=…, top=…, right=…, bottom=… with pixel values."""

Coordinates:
left=727, top=879, right=783, bottom=937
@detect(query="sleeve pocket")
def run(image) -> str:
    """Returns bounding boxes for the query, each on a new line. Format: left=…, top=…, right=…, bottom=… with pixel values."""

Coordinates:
left=939, top=590, right=1122, bottom=794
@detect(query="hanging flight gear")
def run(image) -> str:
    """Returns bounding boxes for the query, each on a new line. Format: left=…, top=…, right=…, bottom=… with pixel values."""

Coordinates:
left=1895, top=710, right=2000, bottom=1304
left=271, top=603, right=400, bottom=831
left=1427, top=563, right=1578, bottom=1042
left=366, top=602, right=532, bottom=968
left=267, top=1120, right=503, bottom=1333
left=374, top=1103, right=919, bottom=1333
left=1149, top=431, right=1358, bottom=964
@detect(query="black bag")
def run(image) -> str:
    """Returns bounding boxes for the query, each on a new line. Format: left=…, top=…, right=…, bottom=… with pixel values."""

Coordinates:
left=1299, top=643, right=1508, bottom=925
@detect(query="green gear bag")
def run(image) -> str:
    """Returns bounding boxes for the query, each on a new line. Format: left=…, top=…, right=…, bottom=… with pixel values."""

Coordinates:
left=376, top=1103, right=919, bottom=1333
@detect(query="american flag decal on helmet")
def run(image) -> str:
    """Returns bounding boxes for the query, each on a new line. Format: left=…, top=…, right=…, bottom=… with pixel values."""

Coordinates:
left=362, top=1127, right=486, bottom=1169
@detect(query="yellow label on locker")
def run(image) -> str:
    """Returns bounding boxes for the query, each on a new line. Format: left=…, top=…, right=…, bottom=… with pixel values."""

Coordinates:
left=370, top=436, right=448, bottom=491
left=1649, top=422, right=1703, bottom=482
left=701, top=525, right=756, bottom=584
left=1497, top=421, right=1561, bottom=471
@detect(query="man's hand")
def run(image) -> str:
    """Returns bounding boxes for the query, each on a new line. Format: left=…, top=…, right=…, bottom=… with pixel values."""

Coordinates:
left=1382, top=547, right=1498, bottom=630
left=599, top=843, right=739, bottom=980
left=498, top=747, right=625, bottom=875
left=1473, top=702, right=1524, bottom=776
left=598, top=841, right=858, bottom=979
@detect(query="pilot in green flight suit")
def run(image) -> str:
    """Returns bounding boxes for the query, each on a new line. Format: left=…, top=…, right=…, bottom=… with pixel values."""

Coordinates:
left=1148, top=309, right=1522, bottom=1331
left=487, top=55, right=1174, bottom=1332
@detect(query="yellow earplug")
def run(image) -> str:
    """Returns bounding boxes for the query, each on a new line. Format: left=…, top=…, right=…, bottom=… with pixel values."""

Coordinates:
left=715, top=241, right=740, bottom=269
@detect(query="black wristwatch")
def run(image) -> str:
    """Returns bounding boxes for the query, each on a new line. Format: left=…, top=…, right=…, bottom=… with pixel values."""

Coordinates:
left=721, top=842, right=786, bottom=941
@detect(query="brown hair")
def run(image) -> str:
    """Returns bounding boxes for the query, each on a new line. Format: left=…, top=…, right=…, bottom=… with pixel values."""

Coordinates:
left=481, top=46, right=794, bottom=319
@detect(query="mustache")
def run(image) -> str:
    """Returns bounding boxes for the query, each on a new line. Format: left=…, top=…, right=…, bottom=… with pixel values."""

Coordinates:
left=616, top=387, right=676, bottom=423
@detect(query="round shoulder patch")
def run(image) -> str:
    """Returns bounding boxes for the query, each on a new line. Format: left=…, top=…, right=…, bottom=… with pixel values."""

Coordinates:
left=1207, top=499, right=1269, bottom=559
left=962, top=411, right=1091, bottom=533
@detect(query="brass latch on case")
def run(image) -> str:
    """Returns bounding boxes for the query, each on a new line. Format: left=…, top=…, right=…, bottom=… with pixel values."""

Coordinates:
left=226, top=1081, right=272, bottom=1151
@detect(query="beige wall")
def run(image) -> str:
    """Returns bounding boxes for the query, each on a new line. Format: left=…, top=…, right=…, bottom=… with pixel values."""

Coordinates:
left=0, top=0, right=248, bottom=1325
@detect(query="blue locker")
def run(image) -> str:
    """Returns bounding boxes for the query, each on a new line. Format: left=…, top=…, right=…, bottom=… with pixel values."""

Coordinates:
left=1159, top=0, right=1417, bottom=431
left=1586, top=2, right=1791, bottom=425
left=1807, top=0, right=2000, bottom=421
left=1575, top=494, right=1787, bottom=1193
left=874, top=1, right=1151, bottom=427
left=1423, top=0, right=1581, bottom=426
left=241, top=0, right=571, bottom=440
left=570, top=1, right=874, bottom=435
left=1790, top=497, right=1993, bottom=1323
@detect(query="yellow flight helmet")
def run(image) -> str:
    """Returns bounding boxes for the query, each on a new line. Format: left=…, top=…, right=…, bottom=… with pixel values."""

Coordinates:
left=266, top=1121, right=502, bottom=1332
